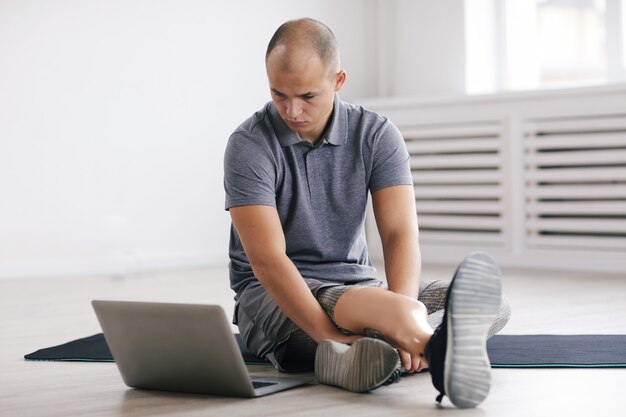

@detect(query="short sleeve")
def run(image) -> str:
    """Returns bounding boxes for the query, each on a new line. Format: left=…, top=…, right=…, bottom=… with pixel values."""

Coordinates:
left=224, top=132, right=277, bottom=210
left=368, top=120, right=413, bottom=193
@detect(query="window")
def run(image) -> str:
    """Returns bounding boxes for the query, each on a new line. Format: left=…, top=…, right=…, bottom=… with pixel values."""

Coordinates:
left=465, top=0, right=626, bottom=94
left=621, top=0, right=626, bottom=66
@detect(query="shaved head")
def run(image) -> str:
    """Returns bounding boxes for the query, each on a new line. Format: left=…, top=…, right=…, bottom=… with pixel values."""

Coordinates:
left=265, top=18, right=340, bottom=76
left=264, top=18, right=346, bottom=143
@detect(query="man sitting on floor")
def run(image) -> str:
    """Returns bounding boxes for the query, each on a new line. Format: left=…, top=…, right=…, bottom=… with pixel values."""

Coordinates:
left=223, top=18, right=511, bottom=408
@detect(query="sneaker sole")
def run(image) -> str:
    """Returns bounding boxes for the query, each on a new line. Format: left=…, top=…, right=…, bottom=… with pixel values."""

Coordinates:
left=444, top=252, right=502, bottom=408
left=314, top=338, right=400, bottom=393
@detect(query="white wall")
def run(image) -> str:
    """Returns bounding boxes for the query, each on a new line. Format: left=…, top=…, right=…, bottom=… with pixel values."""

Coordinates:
left=0, top=0, right=381, bottom=279
left=378, top=0, right=466, bottom=97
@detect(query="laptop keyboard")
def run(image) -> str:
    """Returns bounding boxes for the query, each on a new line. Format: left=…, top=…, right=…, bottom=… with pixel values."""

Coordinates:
left=252, top=381, right=277, bottom=389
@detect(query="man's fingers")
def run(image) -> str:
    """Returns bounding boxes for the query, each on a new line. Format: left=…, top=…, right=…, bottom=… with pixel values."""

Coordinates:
left=414, top=358, right=425, bottom=372
left=399, top=350, right=412, bottom=371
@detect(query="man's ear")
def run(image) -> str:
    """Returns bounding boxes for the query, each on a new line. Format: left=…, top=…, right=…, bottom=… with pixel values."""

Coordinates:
left=334, top=69, right=347, bottom=92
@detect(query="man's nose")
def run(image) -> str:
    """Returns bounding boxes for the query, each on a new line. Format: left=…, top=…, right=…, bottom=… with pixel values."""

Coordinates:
left=286, top=100, right=302, bottom=119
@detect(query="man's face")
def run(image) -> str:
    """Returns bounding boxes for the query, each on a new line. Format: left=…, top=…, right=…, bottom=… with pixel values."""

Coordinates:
left=266, top=48, right=345, bottom=143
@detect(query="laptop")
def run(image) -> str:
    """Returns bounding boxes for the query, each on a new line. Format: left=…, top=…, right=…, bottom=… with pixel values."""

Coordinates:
left=92, top=300, right=312, bottom=397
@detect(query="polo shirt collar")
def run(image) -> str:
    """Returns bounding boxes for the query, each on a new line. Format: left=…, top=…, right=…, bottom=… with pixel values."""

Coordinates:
left=324, top=94, right=348, bottom=146
left=269, top=94, right=348, bottom=147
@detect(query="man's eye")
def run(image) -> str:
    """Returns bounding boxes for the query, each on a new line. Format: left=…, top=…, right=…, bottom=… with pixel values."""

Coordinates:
left=303, top=95, right=315, bottom=100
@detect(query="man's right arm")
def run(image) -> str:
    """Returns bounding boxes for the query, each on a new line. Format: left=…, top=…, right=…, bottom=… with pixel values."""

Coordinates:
left=229, top=204, right=357, bottom=344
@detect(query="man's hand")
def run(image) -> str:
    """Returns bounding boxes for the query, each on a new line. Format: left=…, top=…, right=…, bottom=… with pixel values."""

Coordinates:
left=399, top=349, right=427, bottom=373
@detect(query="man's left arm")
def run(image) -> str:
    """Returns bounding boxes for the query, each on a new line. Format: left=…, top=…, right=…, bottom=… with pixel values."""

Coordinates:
left=372, top=184, right=421, bottom=299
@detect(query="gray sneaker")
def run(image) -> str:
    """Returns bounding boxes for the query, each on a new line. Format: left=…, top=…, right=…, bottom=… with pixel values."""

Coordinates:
left=314, top=337, right=400, bottom=392
left=423, top=251, right=503, bottom=408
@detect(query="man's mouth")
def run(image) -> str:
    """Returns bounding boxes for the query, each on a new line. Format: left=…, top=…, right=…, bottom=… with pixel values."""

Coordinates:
left=287, top=120, right=307, bottom=127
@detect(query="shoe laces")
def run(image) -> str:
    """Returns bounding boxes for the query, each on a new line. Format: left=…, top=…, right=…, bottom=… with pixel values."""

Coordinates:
left=382, top=367, right=403, bottom=385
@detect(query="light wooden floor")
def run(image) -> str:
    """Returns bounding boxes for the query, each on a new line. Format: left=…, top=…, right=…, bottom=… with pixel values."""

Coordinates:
left=1, top=263, right=625, bottom=417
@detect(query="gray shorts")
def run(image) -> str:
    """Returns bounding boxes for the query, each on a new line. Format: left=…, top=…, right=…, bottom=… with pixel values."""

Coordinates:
left=233, top=278, right=449, bottom=371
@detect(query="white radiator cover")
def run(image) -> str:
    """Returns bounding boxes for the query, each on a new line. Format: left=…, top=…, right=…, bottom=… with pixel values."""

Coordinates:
left=360, top=85, right=626, bottom=274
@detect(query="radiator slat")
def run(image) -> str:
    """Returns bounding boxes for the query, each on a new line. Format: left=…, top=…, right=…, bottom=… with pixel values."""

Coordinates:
left=527, top=218, right=626, bottom=234
left=525, top=149, right=626, bottom=166
left=525, top=167, right=626, bottom=182
left=526, top=235, right=626, bottom=250
left=416, top=201, right=504, bottom=214
left=525, top=184, right=626, bottom=199
left=406, top=138, right=500, bottom=154
left=526, top=201, right=626, bottom=215
left=410, top=154, right=501, bottom=169
left=420, top=231, right=504, bottom=245
left=525, top=132, right=626, bottom=150
left=412, top=170, right=501, bottom=184
left=402, top=124, right=501, bottom=138
left=419, top=214, right=503, bottom=230
left=528, top=116, right=626, bottom=132
left=414, top=185, right=503, bottom=199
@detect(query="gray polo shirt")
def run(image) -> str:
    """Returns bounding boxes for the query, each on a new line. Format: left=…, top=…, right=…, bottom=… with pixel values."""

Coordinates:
left=224, top=94, right=412, bottom=295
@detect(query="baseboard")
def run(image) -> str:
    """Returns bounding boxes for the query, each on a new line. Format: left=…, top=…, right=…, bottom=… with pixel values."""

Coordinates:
left=0, top=251, right=229, bottom=281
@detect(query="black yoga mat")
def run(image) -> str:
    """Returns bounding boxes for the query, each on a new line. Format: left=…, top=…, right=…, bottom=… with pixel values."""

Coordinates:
left=486, top=334, right=626, bottom=368
left=25, top=334, right=626, bottom=368
left=24, top=333, right=269, bottom=364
